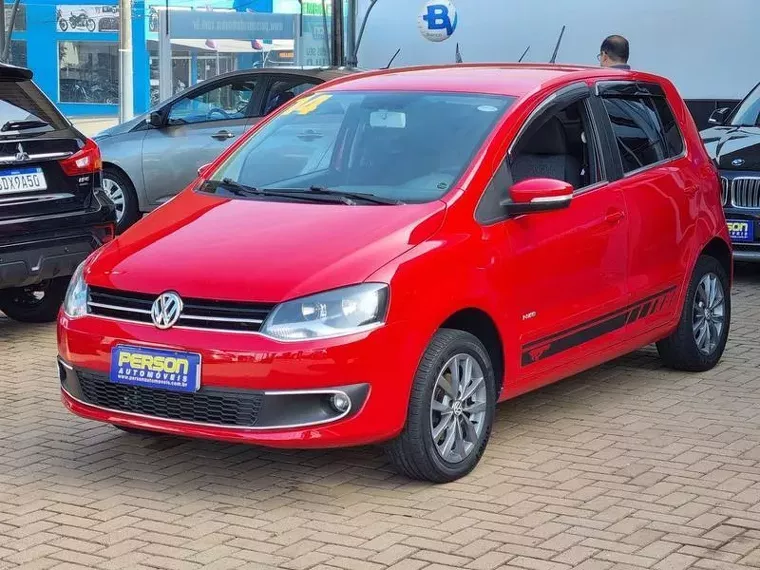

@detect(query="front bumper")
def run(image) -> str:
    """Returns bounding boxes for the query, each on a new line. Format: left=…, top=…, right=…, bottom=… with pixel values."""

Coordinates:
left=57, top=314, right=420, bottom=448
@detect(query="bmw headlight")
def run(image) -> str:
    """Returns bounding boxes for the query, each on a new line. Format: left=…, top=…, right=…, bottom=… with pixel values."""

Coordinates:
left=62, top=262, right=88, bottom=319
left=261, top=284, right=389, bottom=341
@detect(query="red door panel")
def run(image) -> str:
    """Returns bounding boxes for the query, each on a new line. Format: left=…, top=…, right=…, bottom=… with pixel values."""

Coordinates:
left=622, top=160, right=696, bottom=337
left=506, top=184, right=629, bottom=385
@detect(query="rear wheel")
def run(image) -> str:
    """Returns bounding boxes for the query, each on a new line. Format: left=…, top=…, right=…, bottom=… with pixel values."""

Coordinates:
left=0, top=277, right=69, bottom=323
left=102, top=167, right=139, bottom=233
left=385, top=329, right=496, bottom=483
left=657, top=255, right=730, bottom=371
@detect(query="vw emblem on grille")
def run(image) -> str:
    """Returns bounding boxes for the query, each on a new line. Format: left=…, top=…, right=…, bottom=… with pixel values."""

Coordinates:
left=151, top=291, right=183, bottom=330
left=732, top=158, right=746, bottom=167
left=14, top=143, right=29, bottom=162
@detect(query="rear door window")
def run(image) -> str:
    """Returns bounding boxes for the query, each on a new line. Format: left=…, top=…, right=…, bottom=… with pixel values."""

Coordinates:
left=601, top=91, right=684, bottom=174
left=0, top=78, right=68, bottom=136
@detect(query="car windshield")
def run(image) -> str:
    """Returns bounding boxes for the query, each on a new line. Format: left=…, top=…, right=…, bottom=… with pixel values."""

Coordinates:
left=730, top=83, right=760, bottom=127
left=207, top=90, right=514, bottom=203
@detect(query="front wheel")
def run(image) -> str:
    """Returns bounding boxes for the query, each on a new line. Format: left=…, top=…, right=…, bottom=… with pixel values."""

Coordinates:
left=0, top=277, right=70, bottom=323
left=385, top=329, right=496, bottom=483
left=86, top=18, right=96, bottom=32
left=657, top=255, right=730, bottom=371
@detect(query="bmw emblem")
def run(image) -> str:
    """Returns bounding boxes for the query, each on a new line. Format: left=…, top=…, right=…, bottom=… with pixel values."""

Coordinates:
left=732, top=158, right=746, bottom=167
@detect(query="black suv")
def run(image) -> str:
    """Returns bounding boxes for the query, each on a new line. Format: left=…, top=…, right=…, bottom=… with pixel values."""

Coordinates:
left=0, top=63, right=115, bottom=322
left=701, top=81, right=760, bottom=262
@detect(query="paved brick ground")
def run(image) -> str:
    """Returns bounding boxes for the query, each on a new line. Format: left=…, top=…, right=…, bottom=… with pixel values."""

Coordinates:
left=2, top=267, right=760, bottom=570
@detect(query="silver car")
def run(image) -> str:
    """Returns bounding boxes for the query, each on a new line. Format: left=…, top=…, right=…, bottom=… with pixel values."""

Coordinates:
left=95, top=67, right=354, bottom=232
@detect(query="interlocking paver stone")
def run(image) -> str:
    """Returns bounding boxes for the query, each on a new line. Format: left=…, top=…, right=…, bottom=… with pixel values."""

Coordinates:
left=2, top=266, right=760, bottom=569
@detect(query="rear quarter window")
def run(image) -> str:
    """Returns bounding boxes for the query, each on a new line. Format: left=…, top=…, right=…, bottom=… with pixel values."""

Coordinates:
left=601, top=92, right=685, bottom=174
left=0, top=78, right=69, bottom=134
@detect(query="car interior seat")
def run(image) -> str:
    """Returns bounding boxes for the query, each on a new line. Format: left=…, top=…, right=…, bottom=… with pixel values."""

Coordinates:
left=511, top=116, right=582, bottom=188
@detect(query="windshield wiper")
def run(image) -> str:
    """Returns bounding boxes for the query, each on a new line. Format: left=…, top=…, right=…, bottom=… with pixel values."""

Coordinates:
left=304, top=186, right=403, bottom=205
left=216, top=179, right=353, bottom=204
left=1, top=120, right=49, bottom=132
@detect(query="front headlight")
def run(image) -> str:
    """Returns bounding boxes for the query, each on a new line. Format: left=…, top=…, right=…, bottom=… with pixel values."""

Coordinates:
left=62, top=262, right=88, bottom=319
left=261, top=284, right=389, bottom=341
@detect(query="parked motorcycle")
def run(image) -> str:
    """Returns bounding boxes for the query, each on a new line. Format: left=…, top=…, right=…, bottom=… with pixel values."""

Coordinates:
left=59, top=10, right=96, bottom=32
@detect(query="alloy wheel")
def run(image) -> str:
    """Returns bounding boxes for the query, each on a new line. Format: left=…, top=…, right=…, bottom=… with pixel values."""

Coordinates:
left=102, top=176, right=125, bottom=222
left=430, top=354, right=488, bottom=464
left=692, top=272, right=726, bottom=355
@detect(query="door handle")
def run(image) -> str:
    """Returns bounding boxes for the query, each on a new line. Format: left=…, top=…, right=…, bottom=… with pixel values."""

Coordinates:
left=604, top=209, right=625, bottom=225
left=684, top=185, right=698, bottom=196
left=211, top=130, right=235, bottom=141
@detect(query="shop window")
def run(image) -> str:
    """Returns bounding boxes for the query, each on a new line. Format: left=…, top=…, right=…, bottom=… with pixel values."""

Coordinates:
left=7, top=40, right=26, bottom=68
left=59, top=41, right=119, bottom=104
left=148, top=49, right=191, bottom=106
left=4, top=3, right=26, bottom=33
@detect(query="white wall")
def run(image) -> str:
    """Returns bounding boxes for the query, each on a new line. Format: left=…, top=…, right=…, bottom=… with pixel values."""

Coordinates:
left=355, top=0, right=760, bottom=100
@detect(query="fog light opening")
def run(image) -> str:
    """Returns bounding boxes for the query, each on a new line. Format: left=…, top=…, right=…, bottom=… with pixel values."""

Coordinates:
left=329, top=393, right=351, bottom=414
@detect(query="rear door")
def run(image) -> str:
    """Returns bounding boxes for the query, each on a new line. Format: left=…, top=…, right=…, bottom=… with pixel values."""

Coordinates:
left=594, top=81, right=692, bottom=336
left=140, top=74, right=265, bottom=206
left=0, top=70, right=91, bottom=223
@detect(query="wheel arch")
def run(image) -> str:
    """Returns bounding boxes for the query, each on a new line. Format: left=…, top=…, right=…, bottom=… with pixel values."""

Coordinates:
left=440, top=308, right=505, bottom=396
left=102, top=160, right=146, bottom=211
left=700, top=237, right=733, bottom=285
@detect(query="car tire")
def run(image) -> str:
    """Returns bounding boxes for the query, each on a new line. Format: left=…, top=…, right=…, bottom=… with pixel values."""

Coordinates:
left=102, top=168, right=140, bottom=233
left=656, top=255, right=730, bottom=372
left=0, top=277, right=69, bottom=323
left=385, top=328, right=496, bottom=483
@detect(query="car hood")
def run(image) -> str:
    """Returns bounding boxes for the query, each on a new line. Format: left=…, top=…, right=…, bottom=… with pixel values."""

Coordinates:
left=701, top=125, right=760, bottom=171
left=93, top=113, right=149, bottom=139
left=86, top=190, right=447, bottom=303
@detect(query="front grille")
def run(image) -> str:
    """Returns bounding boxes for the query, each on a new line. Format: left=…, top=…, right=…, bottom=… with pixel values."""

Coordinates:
left=87, top=286, right=275, bottom=332
left=732, top=177, right=760, bottom=209
left=77, top=370, right=263, bottom=426
left=721, top=177, right=730, bottom=205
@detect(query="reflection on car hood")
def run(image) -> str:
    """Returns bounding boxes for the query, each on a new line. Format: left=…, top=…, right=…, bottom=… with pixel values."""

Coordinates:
left=93, top=113, right=148, bottom=139
left=701, top=125, right=760, bottom=171
left=85, top=190, right=447, bottom=303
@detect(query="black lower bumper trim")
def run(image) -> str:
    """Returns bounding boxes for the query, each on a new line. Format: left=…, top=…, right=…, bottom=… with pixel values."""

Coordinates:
left=59, top=361, right=369, bottom=430
left=0, top=234, right=97, bottom=288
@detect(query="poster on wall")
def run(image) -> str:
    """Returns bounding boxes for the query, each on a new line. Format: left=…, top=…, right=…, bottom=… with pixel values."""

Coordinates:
left=57, top=5, right=119, bottom=33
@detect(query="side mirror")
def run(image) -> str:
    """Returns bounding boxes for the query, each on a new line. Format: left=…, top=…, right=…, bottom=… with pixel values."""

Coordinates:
left=197, top=163, right=212, bottom=177
left=500, top=178, right=573, bottom=215
left=147, top=111, right=163, bottom=128
left=708, top=107, right=730, bottom=126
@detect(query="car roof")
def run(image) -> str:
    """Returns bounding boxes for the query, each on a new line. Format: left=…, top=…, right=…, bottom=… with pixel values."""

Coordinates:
left=204, top=66, right=357, bottom=84
left=320, top=63, right=660, bottom=98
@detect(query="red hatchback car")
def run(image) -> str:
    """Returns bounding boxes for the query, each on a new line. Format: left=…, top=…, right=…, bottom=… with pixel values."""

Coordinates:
left=58, top=64, right=732, bottom=482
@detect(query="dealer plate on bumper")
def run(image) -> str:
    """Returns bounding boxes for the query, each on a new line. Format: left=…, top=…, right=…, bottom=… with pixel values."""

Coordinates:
left=110, top=345, right=201, bottom=393
left=727, top=220, right=754, bottom=243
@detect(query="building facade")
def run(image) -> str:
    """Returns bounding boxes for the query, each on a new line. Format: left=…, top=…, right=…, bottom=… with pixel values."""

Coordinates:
left=8, top=0, right=275, bottom=117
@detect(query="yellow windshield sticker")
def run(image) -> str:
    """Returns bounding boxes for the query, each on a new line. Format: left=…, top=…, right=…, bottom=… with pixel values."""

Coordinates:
left=282, top=94, right=332, bottom=116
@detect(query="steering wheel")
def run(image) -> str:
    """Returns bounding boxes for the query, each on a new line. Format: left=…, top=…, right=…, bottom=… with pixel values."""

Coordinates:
left=208, top=108, right=231, bottom=120
left=236, top=100, right=248, bottom=113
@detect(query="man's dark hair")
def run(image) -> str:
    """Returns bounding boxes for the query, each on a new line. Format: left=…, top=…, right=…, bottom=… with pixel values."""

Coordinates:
left=601, top=35, right=629, bottom=63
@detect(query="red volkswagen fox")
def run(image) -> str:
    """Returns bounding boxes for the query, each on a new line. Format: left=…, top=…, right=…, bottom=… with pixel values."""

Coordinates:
left=58, top=64, right=732, bottom=482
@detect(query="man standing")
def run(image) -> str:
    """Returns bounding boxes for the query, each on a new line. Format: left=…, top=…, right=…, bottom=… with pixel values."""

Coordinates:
left=598, top=35, right=630, bottom=69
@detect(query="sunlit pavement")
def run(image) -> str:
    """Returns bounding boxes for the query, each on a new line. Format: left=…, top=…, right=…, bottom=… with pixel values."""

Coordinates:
left=1, top=266, right=759, bottom=570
